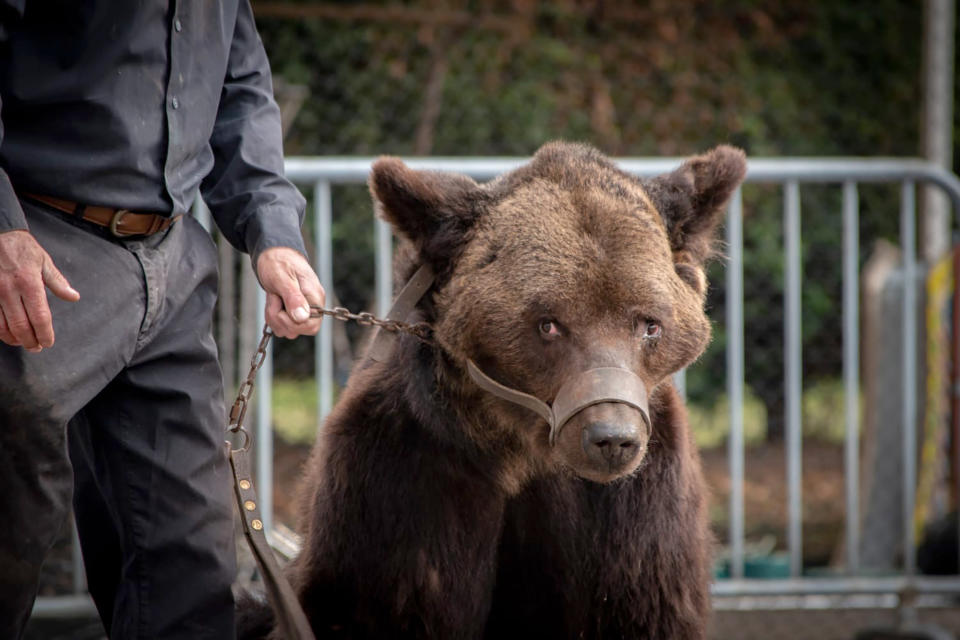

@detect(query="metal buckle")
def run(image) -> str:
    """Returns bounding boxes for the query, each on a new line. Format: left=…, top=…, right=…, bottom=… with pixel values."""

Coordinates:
left=109, top=209, right=131, bottom=237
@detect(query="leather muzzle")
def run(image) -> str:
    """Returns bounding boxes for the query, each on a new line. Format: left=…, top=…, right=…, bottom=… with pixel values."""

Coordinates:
left=467, top=360, right=651, bottom=445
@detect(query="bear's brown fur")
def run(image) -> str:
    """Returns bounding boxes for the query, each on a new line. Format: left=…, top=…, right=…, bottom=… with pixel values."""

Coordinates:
left=238, top=142, right=746, bottom=639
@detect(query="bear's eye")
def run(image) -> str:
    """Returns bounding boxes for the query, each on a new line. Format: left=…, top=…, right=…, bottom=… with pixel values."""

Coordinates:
left=643, top=320, right=662, bottom=339
left=538, top=319, right=561, bottom=339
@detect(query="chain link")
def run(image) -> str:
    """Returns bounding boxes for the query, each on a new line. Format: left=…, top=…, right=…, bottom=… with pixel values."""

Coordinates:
left=309, top=305, right=434, bottom=341
left=227, top=305, right=432, bottom=450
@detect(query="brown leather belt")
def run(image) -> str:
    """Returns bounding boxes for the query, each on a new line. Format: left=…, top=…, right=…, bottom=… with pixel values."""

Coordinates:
left=23, top=193, right=181, bottom=237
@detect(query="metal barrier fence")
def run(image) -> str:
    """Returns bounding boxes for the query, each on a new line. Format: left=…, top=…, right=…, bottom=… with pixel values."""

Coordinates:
left=32, top=156, right=960, bottom=623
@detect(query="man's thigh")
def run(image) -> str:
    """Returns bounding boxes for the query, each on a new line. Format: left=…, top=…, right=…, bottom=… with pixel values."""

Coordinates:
left=0, top=201, right=146, bottom=422
left=71, top=216, right=236, bottom=638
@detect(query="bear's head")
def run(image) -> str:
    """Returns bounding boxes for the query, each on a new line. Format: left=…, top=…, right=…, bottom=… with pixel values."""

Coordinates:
left=370, top=142, right=746, bottom=485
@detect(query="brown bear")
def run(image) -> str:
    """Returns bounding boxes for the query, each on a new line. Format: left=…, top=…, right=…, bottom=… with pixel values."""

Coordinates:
left=238, top=142, right=746, bottom=639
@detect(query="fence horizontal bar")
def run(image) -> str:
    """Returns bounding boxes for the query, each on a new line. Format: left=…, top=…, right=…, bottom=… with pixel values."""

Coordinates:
left=712, top=576, right=960, bottom=597
left=712, top=593, right=902, bottom=611
left=285, top=157, right=960, bottom=198
left=32, top=595, right=98, bottom=618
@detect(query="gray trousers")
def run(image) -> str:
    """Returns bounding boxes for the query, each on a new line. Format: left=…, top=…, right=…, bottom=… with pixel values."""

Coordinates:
left=0, top=200, right=236, bottom=639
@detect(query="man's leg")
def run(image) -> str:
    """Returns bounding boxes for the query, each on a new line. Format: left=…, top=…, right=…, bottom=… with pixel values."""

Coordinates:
left=0, top=202, right=144, bottom=639
left=71, top=216, right=236, bottom=638
left=67, top=410, right=124, bottom=633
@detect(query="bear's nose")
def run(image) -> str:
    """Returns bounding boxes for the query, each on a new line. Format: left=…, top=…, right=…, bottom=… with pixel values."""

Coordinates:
left=581, top=421, right=641, bottom=469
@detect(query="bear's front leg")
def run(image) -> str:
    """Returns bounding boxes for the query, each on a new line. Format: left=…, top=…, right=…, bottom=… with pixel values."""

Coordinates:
left=287, top=401, right=508, bottom=640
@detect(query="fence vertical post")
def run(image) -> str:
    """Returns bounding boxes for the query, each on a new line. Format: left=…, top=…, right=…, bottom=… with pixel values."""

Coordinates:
left=785, top=181, right=803, bottom=577
left=901, top=181, right=918, bottom=578
left=255, top=287, right=273, bottom=533
left=727, top=188, right=746, bottom=579
left=673, top=369, right=686, bottom=402
left=71, top=520, right=86, bottom=594
left=315, top=181, right=334, bottom=426
left=843, top=181, right=861, bottom=574
left=192, top=191, right=211, bottom=232
left=375, top=219, right=393, bottom=316
left=218, top=241, right=237, bottom=396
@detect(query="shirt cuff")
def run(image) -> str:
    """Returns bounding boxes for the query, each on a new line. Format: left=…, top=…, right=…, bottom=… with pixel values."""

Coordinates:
left=0, top=171, right=27, bottom=233
left=244, top=205, right=309, bottom=275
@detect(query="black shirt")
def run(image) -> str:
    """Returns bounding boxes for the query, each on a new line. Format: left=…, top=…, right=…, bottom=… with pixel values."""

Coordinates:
left=0, top=0, right=307, bottom=262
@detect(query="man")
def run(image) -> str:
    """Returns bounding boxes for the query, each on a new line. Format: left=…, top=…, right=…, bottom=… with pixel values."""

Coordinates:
left=0, top=2, right=324, bottom=637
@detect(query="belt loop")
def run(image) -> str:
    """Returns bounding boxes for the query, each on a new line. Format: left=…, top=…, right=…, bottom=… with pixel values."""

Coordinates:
left=74, top=203, right=86, bottom=219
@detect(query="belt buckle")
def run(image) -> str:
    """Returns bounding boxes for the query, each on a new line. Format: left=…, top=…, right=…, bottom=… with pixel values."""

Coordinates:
left=109, top=209, right=131, bottom=237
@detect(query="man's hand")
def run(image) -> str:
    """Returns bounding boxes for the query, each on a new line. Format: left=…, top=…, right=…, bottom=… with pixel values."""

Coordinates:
left=0, top=230, right=80, bottom=352
left=256, top=247, right=324, bottom=339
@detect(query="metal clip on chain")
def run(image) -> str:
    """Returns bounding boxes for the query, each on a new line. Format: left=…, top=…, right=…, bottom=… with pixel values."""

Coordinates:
left=226, top=303, right=432, bottom=452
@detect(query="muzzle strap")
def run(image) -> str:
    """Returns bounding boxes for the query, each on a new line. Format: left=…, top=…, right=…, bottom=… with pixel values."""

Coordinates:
left=551, top=367, right=650, bottom=444
left=466, top=360, right=651, bottom=445
left=467, top=360, right=554, bottom=425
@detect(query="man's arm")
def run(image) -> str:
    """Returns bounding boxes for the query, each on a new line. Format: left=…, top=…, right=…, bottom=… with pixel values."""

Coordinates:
left=0, top=1, right=80, bottom=352
left=201, top=0, right=323, bottom=339
left=0, top=0, right=26, bottom=234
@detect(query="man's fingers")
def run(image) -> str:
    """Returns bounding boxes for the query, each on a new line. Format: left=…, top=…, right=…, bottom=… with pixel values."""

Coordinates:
left=278, top=279, right=310, bottom=324
left=0, top=295, right=40, bottom=350
left=41, top=259, right=80, bottom=302
left=265, top=292, right=298, bottom=339
left=21, top=282, right=55, bottom=348
left=257, top=247, right=325, bottom=339
left=0, top=307, right=20, bottom=346
left=0, top=232, right=72, bottom=350
left=297, top=272, right=326, bottom=307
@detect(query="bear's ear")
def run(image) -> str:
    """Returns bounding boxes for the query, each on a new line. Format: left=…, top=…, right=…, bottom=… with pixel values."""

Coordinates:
left=644, top=145, right=746, bottom=292
left=369, top=158, right=484, bottom=270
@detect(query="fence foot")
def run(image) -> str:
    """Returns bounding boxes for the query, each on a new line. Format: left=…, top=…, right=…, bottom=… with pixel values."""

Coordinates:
left=855, top=624, right=956, bottom=640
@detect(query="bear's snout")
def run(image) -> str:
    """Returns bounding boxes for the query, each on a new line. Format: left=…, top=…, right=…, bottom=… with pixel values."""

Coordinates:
left=555, top=402, right=648, bottom=483
left=581, top=420, right=642, bottom=470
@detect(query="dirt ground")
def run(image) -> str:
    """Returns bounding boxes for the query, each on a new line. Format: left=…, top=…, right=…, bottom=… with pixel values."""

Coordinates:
left=701, top=438, right=847, bottom=565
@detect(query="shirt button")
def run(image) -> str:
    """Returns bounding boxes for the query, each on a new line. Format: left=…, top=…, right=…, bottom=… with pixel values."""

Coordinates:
left=171, top=97, right=180, bottom=110
left=174, top=18, right=182, bottom=32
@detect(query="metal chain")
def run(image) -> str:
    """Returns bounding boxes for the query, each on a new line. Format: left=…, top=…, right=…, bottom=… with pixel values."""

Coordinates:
left=226, top=304, right=432, bottom=450
left=308, top=305, right=434, bottom=342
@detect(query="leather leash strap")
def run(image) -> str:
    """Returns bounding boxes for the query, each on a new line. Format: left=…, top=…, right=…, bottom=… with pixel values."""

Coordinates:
left=365, top=264, right=436, bottom=362
left=229, top=444, right=316, bottom=640
left=23, top=192, right=180, bottom=237
left=227, top=324, right=314, bottom=639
